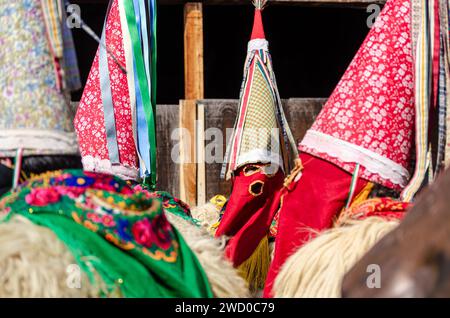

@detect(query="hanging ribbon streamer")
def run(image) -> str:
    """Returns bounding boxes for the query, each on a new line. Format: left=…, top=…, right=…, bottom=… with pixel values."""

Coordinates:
left=401, top=0, right=434, bottom=201
left=13, top=148, right=24, bottom=189
left=99, top=4, right=120, bottom=166
left=123, top=0, right=157, bottom=189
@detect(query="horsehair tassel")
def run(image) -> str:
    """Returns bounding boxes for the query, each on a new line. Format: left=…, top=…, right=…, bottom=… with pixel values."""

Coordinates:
left=252, top=0, right=268, bottom=10
left=65, top=1, right=127, bottom=74
left=283, top=158, right=303, bottom=188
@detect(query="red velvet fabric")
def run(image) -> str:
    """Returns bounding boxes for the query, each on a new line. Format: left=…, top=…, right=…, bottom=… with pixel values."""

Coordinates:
left=215, top=164, right=284, bottom=267
left=263, top=153, right=368, bottom=297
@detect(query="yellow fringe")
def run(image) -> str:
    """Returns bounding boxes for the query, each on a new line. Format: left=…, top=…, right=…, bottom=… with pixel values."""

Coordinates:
left=237, top=236, right=270, bottom=292
left=207, top=195, right=227, bottom=235
left=335, top=182, right=374, bottom=226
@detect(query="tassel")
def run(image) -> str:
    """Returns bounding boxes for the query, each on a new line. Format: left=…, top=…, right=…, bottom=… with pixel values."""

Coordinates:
left=237, top=235, right=270, bottom=292
left=283, top=158, right=303, bottom=188
left=252, top=0, right=268, bottom=10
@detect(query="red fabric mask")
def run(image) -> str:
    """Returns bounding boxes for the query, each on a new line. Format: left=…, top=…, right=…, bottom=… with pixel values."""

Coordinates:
left=216, top=163, right=284, bottom=267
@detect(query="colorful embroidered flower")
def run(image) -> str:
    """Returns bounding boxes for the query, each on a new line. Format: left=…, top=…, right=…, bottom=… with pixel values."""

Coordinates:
left=55, top=186, right=85, bottom=199
left=101, top=215, right=116, bottom=227
left=132, top=219, right=155, bottom=248
left=117, top=218, right=133, bottom=241
left=25, top=188, right=61, bottom=206
left=151, top=215, right=173, bottom=251
left=87, top=212, right=102, bottom=223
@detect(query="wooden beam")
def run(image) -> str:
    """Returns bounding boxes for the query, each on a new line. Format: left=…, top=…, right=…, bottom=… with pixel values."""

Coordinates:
left=197, top=102, right=207, bottom=205
left=179, top=2, right=204, bottom=206
left=179, top=99, right=198, bottom=206
left=184, top=2, right=204, bottom=100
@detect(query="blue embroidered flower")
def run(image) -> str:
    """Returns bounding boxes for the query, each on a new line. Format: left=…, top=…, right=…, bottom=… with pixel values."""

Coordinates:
left=117, top=218, right=133, bottom=242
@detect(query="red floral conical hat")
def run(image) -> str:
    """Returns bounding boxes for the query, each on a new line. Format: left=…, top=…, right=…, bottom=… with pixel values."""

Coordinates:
left=75, top=0, right=139, bottom=181
left=299, top=0, right=414, bottom=191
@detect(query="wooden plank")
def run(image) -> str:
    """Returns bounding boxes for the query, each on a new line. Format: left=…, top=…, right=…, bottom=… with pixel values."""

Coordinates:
left=184, top=2, right=204, bottom=99
left=197, top=102, right=207, bottom=205
left=156, top=104, right=180, bottom=197
left=179, top=99, right=198, bottom=206
left=201, top=98, right=325, bottom=198
left=202, top=99, right=237, bottom=199
left=181, top=2, right=204, bottom=206
left=283, top=98, right=327, bottom=144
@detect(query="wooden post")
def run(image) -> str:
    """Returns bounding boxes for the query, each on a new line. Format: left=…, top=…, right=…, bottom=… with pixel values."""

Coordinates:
left=197, top=102, right=206, bottom=205
left=180, top=2, right=204, bottom=206
left=184, top=2, right=204, bottom=100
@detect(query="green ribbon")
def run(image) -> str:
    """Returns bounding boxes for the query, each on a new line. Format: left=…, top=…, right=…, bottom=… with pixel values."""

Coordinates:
left=124, top=0, right=157, bottom=189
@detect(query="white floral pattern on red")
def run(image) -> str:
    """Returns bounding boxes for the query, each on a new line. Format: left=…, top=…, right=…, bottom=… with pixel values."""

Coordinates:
left=299, top=0, right=414, bottom=191
left=74, top=0, right=138, bottom=180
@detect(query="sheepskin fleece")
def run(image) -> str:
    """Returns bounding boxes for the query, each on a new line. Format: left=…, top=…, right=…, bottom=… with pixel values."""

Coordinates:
left=0, top=215, right=98, bottom=297
left=166, top=212, right=250, bottom=298
left=273, top=217, right=399, bottom=298
left=190, top=202, right=221, bottom=234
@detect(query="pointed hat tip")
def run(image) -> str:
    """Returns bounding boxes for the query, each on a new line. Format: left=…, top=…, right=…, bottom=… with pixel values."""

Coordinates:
left=250, top=9, right=265, bottom=40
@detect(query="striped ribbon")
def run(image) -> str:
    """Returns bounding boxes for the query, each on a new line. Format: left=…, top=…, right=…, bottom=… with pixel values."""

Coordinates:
left=401, top=0, right=434, bottom=202
left=435, top=32, right=447, bottom=173
left=123, top=0, right=157, bottom=188
left=13, top=149, right=24, bottom=189
left=40, top=0, right=64, bottom=58
left=442, top=0, right=450, bottom=168
left=99, top=7, right=121, bottom=166
left=345, top=164, right=360, bottom=210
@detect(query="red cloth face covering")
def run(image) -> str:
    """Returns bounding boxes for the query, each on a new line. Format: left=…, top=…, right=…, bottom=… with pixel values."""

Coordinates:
left=263, top=152, right=368, bottom=297
left=216, top=163, right=284, bottom=267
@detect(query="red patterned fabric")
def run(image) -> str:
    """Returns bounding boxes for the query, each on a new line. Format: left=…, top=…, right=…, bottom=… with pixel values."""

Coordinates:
left=216, top=164, right=284, bottom=267
left=299, top=0, right=414, bottom=191
left=338, top=197, right=410, bottom=222
left=74, top=0, right=139, bottom=180
left=264, top=153, right=368, bottom=297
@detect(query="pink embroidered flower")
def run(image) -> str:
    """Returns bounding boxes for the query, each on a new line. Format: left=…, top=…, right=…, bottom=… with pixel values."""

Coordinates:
left=87, top=212, right=102, bottom=223
left=25, top=188, right=61, bottom=206
left=152, top=215, right=173, bottom=250
left=132, top=216, right=172, bottom=250
left=132, top=219, right=154, bottom=248
left=102, top=215, right=116, bottom=227
left=55, top=187, right=85, bottom=199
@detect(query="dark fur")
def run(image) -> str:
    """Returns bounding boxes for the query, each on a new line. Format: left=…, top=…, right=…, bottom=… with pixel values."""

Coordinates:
left=0, top=155, right=82, bottom=197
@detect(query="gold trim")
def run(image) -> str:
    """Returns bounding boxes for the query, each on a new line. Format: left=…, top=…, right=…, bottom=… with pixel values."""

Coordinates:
left=248, top=180, right=264, bottom=197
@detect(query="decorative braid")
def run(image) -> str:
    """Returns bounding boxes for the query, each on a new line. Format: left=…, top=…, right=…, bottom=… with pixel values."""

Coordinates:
left=252, top=0, right=268, bottom=10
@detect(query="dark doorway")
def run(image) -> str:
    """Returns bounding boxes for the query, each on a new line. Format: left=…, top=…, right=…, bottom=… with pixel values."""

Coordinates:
left=71, top=2, right=376, bottom=103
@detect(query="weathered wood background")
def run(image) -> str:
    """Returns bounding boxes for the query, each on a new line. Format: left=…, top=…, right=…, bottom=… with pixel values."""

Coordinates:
left=156, top=98, right=325, bottom=198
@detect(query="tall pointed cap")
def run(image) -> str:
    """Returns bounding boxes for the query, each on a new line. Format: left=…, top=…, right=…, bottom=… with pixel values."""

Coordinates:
left=250, top=8, right=266, bottom=40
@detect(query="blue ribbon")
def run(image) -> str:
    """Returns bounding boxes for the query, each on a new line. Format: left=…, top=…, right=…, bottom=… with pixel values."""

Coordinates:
left=99, top=19, right=120, bottom=165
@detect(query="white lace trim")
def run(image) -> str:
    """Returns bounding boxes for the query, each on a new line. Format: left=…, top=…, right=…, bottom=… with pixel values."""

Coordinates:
left=300, top=130, right=410, bottom=187
left=234, top=148, right=282, bottom=174
left=82, top=155, right=139, bottom=181
left=248, top=39, right=269, bottom=52
left=0, top=129, right=79, bottom=156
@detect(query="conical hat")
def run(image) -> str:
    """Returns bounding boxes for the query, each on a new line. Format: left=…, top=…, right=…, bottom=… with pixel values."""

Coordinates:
left=299, top=0, right=414, bottom=191
left=0, top=0, right=78, bottom=157
left=75, top=0, right=139, bottom=181
left=224, top=2, right=296, bottom=179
